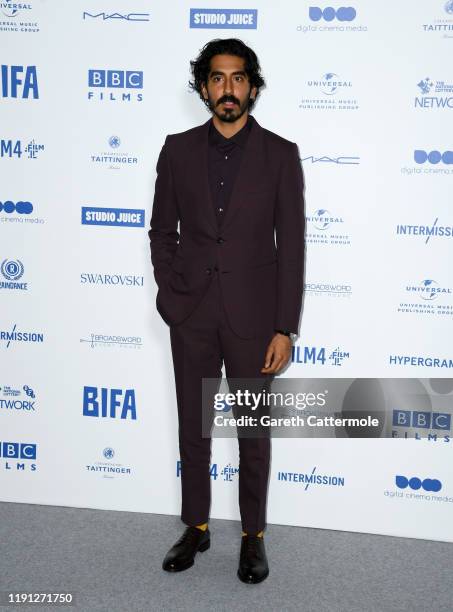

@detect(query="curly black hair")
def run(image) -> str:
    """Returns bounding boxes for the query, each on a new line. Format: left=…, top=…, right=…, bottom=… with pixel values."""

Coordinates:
left=189, top=38, right=265, bottom=110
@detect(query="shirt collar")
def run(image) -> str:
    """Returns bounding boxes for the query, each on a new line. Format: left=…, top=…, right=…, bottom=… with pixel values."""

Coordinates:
left=209, top=114, right=253, bottom=149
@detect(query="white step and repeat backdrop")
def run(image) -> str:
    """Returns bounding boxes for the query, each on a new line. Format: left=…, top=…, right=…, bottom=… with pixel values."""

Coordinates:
left=2, top=1, right=453, bottom=542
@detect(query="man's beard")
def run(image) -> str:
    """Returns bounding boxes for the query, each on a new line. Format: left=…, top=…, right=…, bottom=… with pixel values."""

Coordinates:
left=207, top=92, right=251, bottom=123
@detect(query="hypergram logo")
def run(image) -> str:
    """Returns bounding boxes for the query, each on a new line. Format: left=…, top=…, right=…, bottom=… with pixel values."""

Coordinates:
left=189, top=8, right=257, bottom=29
left=396, top=218, right=452, bottom=244
left=309, top=7, right=356, bottom=21
left=414, top=150, right=453, bottom=164
left=395, top=475, right=442, bottom=492
left=277, top=466, right=345, bottom=490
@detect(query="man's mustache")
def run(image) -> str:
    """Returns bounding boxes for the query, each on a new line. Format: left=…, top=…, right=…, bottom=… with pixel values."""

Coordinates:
left=217, top=95, right=240, bottom=106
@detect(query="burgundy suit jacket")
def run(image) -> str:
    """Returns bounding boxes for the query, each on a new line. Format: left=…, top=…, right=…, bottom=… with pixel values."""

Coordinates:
left=148, top=116, right=305, bottom=339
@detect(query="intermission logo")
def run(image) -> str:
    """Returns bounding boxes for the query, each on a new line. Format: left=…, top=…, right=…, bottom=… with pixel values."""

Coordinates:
left=277, top=466, right=345, bottom=490
left=305, top=209, right=350, bottom=246
left=80, top=332, right=142, bottom=350
left=422, top=1, right=453, bottom=38
left=189, top=8, right=257, bottom=29
left=83, top=386, right=137, bottom=420
left=297, top=5, right=367, bottom=33
left=0, top=64, right=38, bottom=98
left=80, top=272, right=144, bottom=287
left=389, top=354, right=453, bottom=369
left=398, top=279, right=453, bottom=317
left=305, top=281, right=352, bottom=299
left=401, top=149, right=453, bottom=176
left=396, top=218, right=452, bottom=244
left=0, top=258, right=27, bottom=290
left=415, top=77, right=453, bottom=109
left=81, top=206, right=145, bottom=228
left=83, top=11, right=150, bottom=22
left=0, top=324, right=43, bottom=348
left=90, top=136, right=139, bottom=170
left=0, top=384, right=36, bottom=412
left=0, top=440, right=37, bottom=471
left=301, top=153, right=360, bottom=166
left=177, top=460, right=239, bottom=482
left=292, top=344, right=350, bottom=367
left=87, top=69, right=143, bottom=103
left=86, top=447, right=132, bottom=479
left=1, top=138, right=44, bottom=159
left=0, top=199, right=44, bottom=225
left=0, top=2, right=39, bottom=33
left=300, top=72, right=358, bottom=111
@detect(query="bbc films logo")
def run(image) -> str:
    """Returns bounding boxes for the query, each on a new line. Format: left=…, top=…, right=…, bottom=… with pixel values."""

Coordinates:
left=300, top=72, right=358, bottom=111
left=90, top=136, right=139, bottom=170
left=83, top=11, right=150, bottom=22
left=81, top=206, right=145, bottom=228
left=292, top=345, right=350, bottom=367
left=422, top=0, right=453, bottom=37
left=297, top=5, right=367, bottom=34
left=0, top=441, right=37, bottom=472
left=0, top=384, right=36, bottom=413
left=1, top=139, right=44, bottom=159
left=0, top=259, right=28, bottom=290
left=398, top=279, right=453, bottom=317
left=189, top=8, right=257, bottom=29
left=86, top=447, right=132, bottom=479
left=305, top=209, right=351, bottom=246
left=0, top=3, right=40, bottom=34
left=87, top=69, right=143, bottom=102
left=0, top=65, right=38, bottom=98
left=415, top=77, right=453, bottom=109
left=401, top=149, right=453, bottom=176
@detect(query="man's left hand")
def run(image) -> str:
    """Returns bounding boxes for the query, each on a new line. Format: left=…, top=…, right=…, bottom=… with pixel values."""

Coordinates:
left=261, top=333, right=292, bottom=374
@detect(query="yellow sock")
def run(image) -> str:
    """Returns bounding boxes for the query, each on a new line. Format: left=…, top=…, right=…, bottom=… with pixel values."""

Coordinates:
left=195, top=522, right=208, bottom=531
left=242, top=530, right=264, bottom=537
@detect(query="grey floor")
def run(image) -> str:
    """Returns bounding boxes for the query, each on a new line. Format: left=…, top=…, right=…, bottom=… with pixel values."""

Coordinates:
left=0, top=502, right=451, bottom=612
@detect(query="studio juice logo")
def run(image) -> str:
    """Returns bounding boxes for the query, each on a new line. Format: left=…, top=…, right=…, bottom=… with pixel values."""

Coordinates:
left=189, top=8, right=257, bottom=29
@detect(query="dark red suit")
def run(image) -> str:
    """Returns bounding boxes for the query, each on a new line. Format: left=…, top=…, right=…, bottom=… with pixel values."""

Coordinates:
left=149, top=116, right=305, bottom=532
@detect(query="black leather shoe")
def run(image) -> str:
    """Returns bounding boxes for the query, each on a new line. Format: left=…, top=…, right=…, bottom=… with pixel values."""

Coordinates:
left=237, top=535, right=269, bottom=584
left=162, top=526, right=210, bottom=572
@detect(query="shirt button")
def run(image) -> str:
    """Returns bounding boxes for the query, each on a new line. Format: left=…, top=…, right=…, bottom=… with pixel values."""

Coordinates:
left=205, top=268, right=212, bottom=274
left=217, top=237, right=224, bottom=244
left=218, top=207, right=224, bottom=212
left=220, top=181, right=224, bottom=186
left=225, top=155, right=228, bottom=160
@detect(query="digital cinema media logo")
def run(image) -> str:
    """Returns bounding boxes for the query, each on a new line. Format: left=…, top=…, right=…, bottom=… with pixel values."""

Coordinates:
left=81, top=206, right=145, bottom=228
left=401, top=149, right=453, bottom=176
left=189, top=8, right=257, bottom=28
left=83, top=386, right=137, bottom=420
left=297, top=5, right=367, bottom=34
left=0, top=199, right=44, bottom=225
left=87, top=69, right=143, bottom=102
left=0, top=64, right=38, bottom=98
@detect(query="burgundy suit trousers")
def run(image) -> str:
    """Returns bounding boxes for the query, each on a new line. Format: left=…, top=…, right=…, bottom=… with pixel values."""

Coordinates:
left=169, top=268, right=274, bottom=534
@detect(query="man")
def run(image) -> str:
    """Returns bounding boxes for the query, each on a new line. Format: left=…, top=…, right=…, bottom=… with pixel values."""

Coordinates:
left=148, top=38, right=305, bottom=584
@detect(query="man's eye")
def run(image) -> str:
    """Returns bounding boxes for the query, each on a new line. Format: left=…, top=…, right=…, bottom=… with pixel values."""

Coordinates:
left=234, top=76, right=244, bottom=81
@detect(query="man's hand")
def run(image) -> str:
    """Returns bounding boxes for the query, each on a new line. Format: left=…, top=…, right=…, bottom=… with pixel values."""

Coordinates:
left=261, top=333, right=292, bottom=374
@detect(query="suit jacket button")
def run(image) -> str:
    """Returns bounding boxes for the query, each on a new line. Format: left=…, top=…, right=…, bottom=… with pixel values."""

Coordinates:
left=206, top=268, right=212, bottom=274
left=216, top=237, right=224, bottom=244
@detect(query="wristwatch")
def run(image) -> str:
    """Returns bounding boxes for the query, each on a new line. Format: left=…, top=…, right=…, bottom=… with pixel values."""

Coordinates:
left=274, top=329, right=297, bottom=341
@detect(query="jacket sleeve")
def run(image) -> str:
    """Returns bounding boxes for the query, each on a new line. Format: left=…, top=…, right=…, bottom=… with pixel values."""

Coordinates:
left=274, top=142, right=305, bottom=335
left=148, top=136, right=180, bottom=288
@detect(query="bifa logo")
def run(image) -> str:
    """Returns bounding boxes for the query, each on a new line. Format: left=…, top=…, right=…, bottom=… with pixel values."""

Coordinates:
left=83, top=386, right=137, bottom=420
left=83, top=12, right=150, bottom=21
left=393, top=410, right=451, bottom=430
left=309, top=7, right=356, bottom=21
left=0, top=65, right=39, bottom=99
left=395, top=475, right=442, bottom=492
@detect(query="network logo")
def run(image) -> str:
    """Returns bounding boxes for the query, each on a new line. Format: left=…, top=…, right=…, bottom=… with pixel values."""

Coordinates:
left=417, top=78, right=433, bottom=95
left=0, top=324, right=44, bottom=348
left=395, top=475, right=442, bottom=492
left=0, top=259, right=27, bottom=290
left=0, top=385, right=36, bottom=412
left=396, top=218, right=452, bottom=244
left=393, top=410, right=451, bottom=430
left=189, top=8, right=258, bottom=29
left=306, top=209, right=344, bottom=230
left=414, top=150, right=453, bottom=164
left=81, top=206, right=145, bottom=227
left=447, top=0, right=453, bottom=14
left=83, top=386, right=137, bottom=420
left=0, top=65, right=38, bottom=99
left=1, top=139, right=44, bottom=159
left=83, top=12, right=150, bottom=22
left=415, top=78, right=453, bottom=109
left=309, top=7, right=356, bottom=21
left=0, top=200, right=33, bottom=215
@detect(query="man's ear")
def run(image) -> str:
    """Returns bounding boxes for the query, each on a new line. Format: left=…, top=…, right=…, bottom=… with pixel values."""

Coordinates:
left=201, top=82, right=208, bottom=100
left=250, top=85, right=257, bottom=101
